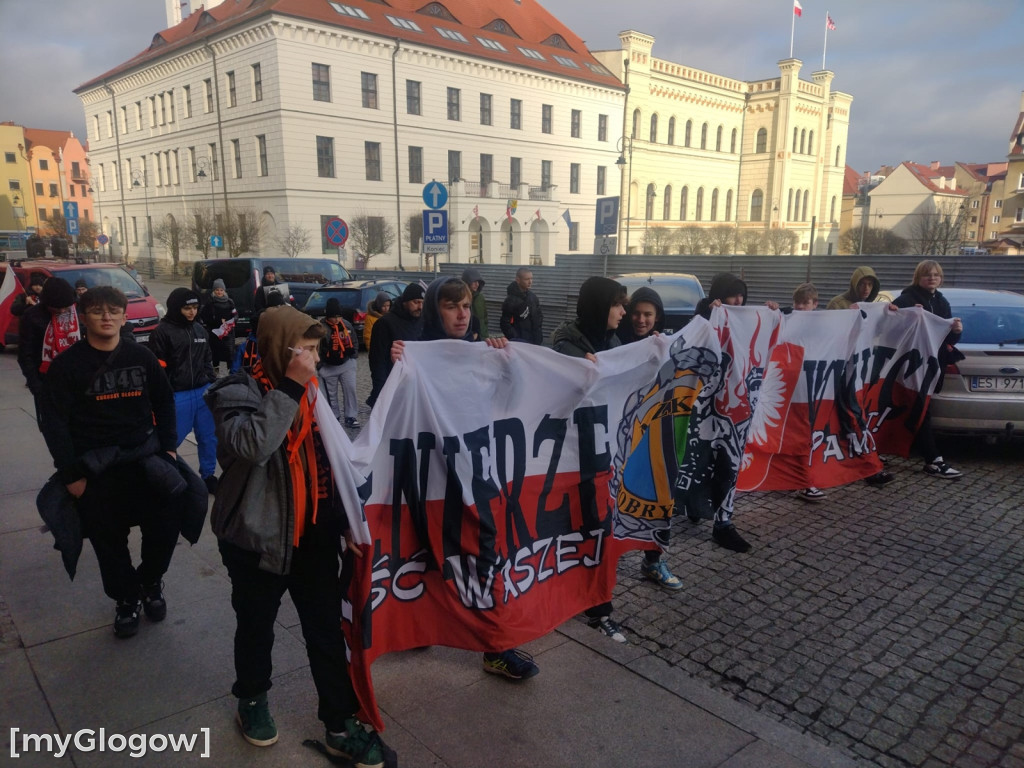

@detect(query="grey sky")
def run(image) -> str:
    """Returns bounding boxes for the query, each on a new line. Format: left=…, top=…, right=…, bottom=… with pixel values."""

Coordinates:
left=1, top=0, right=1020, bottom=173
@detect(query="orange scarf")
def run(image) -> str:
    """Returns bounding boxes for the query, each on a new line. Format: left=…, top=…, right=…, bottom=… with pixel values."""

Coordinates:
left=250, top=356, right=319, bottom=546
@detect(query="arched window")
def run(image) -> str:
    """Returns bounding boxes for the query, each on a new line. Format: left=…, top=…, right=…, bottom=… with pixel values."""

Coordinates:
left=700, top=123, right=708, bottom=150
left=830, top=195, right=836, bottom=222
left=649, top=114, right=658, bottom=143
left=800, top=129, right=806, bottom=154
left=835, top=145, right=842, bottom=166
left=793, top=127, right=799, bottom=153
left=695, top=187, right=705, bottom=221
left=751, top=189, right=764, bottom=222
left=679, top=186, right=688, bottom=221
left=808, top=131, right=814, bottom=155
left=645, top=183, right=657, bottom=220
left=667, top=117, right=676, bottom=145
left=663, top=185, right=673, bottom=220
left=802, top=190, right=810, bottom=221
left=716, top=125, right=723, bottom=151
left=755, top=128, right=767, bottom=153
left=685, top=120, right=692, bottom=147
left=786, top=189, right=794, bottom=221
left=632, top=109, right=640, bottom=139
left=710, top=189, right=719, bottom=221
left=725, top=189, right=733, bottom=221
left=730, top=128, right=737, bottom=154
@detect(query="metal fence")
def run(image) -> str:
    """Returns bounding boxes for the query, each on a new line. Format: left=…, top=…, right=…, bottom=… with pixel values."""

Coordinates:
left=353, top=252, right=1024, bottom=343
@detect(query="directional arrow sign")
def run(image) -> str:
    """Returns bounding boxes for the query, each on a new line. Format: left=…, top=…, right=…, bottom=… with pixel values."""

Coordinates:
left=63, top=201, right=79, bottom=221
left=422, top=181, right=448, bottom=210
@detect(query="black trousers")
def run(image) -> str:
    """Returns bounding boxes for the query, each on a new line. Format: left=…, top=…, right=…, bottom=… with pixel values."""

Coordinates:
left=913, top=408, right=940, bottom=464
left=77, top=461, right=182, bottom=602
left=218, top=525, right=358, bottom=732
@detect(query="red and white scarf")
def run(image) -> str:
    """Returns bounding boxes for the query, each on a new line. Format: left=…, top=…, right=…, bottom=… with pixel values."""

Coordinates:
left=40, top=308, right=81, bottom=373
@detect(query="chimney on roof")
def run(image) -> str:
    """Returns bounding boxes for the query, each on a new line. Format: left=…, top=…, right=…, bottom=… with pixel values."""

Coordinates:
left=930, top=161, right=940, bottom=170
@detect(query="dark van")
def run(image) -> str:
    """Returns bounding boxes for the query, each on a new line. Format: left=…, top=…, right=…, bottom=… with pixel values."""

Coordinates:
left=191, top=257, right=352, bottom=334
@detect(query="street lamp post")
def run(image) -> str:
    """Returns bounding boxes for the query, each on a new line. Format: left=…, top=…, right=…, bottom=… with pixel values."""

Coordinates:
left=131, top=169, right=153, bottom=277
left=196, top=157, right=218, bottom=254
left=615, top=136, right=633, bottom=254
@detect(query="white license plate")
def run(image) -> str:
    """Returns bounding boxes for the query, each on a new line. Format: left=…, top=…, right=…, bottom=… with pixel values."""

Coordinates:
left=135, top=333, right=150, bottom=343
left=970, top=375, right=1024, bottom=392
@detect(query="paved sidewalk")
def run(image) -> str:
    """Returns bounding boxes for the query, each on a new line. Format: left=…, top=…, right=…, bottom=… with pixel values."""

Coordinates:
left=0, top=350, right=857, bottom=768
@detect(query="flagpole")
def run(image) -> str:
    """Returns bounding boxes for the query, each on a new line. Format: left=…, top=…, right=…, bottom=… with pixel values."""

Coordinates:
left=822, top=11, right=829, bottom=70
left=790, top=4, right=796, bottom=58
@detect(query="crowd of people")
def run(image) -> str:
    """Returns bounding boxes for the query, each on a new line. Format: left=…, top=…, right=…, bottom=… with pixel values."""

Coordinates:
left=16, top=258, right=965, bottom=768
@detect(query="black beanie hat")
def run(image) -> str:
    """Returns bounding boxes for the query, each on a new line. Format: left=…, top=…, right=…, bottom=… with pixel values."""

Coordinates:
left=30, top=273, right=47, bottom=288
left=40, top=277, right=76, bottom=309
left=166, top=287, right=202, bottom=325
left=400, top=282, right=425, bottom=303
left=325, top=298, right=343, bottom=317
left=74, top=278, right=88, bottom=290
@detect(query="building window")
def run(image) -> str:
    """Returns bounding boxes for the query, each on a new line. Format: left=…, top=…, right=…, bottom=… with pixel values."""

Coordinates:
left=667, top=117, right=675, bottom=145
left=120, top=106, right=128, bottom=134
left=106, top=111, right=113, bottom=137
left=710, top=189, right=719, bottom=221
left=39, top=159, right=49, bottom=171
left=184, top=85, right=192, bottom=118
left=716, top=126, right=723, bottom=152
left=684, top=120, right=692, bottom=147
left=448, top=150, right=461, bottom=183
left=756, top=128, right=768, bottom=153
left=786, top=189, right=794, bottom=221
left=835, top=145, right=842, bottom=166
left=730, top=128, right=737, bottom=154
left=793, top=127, right=799, bottom=153
left=316, top=136, right=335, bottom=178
left=480, top=153, right=493, bottom=186
left=830, top=196, right=837, bottom=222
left=132, top=216, right=138, bottom=245
left=312, top=63, right=331, bottom=102
left=150, top=96, right=157, bottom=126
left=542, top=104, right=552, bottom=134
left=695, top=188, right=704, bottom=221
left=649, top=114, right=658, bottom=143
left=49, top=183, right=58, bottom=197
left=447, top=87, right=461, bottom=120
left=598, top=114, right=608, bottom=142
left=596, top=166, right=606, bottom=196
left=801, top=129, right=808, bottom=154
left=807, top=130, right=814, bottom=154
left=35, top=182, right=43, bottom=195
left=993, top=215, right=1001, bottom=224
left=725, top=190, right=733, bottom=221
left=968, top=230, right=977, bottom=239
left=365, top=142, right=381, bottom=181
left=204, top=79, right=213, bottom=112
left=803, top=190, right=810, bottom=221
left=994, top=199, right=1002, bottom=208
left=700, top=123, right=708, bottom=150
left=568, top=222, right=579, bottom=251
left=252, top=64, right=263, bottom=101
left=645, top=184, right=656, bottom=220
left=510, top=157, right=521, bottom=188
left=541, top=160, right=552, bottom=190
left=227, top=71, right=237, bottom=107
left=8, top=179, right=19, bottom=191
left=569, top=163, right=580, bottom=194
left=663, top=185, right=672, bottom=220
left=679, top=187, right=688, bottom=221
left=632, top=109, right=640, bottom=139
left=571, top=109, right=581, bottom=138
left=480, top=93, right=492, bottom=126
left=749, top=190, right=769, bottom=224
left=408, top=146, right=423, bottom=184
left=406, top=80, right=421, bottom=115
left=510, top=99, right=522, bottom=130
left=4, top=152, right=14, bottom=163
left=232, top=139, right=242, bottom=178
left=256, top=135, right=268, bottom=176
left=208, top=143, right=219, bottom=180
left=361, top=72, right=378, bottom=109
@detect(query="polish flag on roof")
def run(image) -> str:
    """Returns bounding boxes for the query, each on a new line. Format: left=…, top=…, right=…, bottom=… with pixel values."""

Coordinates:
left=827, top=14, right=836, bottom=30
left=794, top=0, right=803, bottom=17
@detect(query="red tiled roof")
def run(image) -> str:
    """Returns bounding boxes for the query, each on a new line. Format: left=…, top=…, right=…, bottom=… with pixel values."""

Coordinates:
left=75, top=0, right=622, bottom=93
left=23, top=128, right=73, bottom=154
left=956, top=161, right=1007, bottom=183
left=842, top=165, right=862, bottom=196
left=902, top=161, right=969, bottom=196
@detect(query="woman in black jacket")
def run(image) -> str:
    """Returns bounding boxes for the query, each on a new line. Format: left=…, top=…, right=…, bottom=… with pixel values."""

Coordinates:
left=891, top=260, right=964, bottom=479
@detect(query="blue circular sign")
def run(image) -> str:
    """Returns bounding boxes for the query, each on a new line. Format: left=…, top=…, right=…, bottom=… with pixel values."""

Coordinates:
left=325, top=217, right=349, bottom=247
left=422, top=182, right=448, bottom=210
left=97, top=234, right=109, bottom=245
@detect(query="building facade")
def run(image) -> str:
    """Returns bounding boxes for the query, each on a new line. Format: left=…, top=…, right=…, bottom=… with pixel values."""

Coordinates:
left=76, top=0, right=625, bottom=269
left=592, top=32, right=852, bottom=256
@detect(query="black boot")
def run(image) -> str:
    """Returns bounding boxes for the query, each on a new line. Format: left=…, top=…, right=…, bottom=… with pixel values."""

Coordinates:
left=712, top=524, right=751, bottom=553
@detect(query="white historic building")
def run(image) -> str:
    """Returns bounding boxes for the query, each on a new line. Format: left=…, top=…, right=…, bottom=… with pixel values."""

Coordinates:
left=77, top=0, right=625, bottom=269
left=593, top=32, right=852, bottom=255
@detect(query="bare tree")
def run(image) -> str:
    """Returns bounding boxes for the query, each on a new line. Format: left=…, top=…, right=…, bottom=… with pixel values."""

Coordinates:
left=840, top=226, right=909, bottom=255
left=222, top=207, right=266, bottom=257
left=907, top=199, right=968, bottom=256
left=153, top=217, right=184, bottom=269
left=187, top=209, right=216, bottom=259
left=738, top=230, right=764, bottom=255
left=41, top=212, right=67, bottom=238
left=674, top=225, right=708, bottom=255
left=707, top=225, right=737, bottom=256
left=764, top=228, right=798, bottom=255
left=404, top=213, right=423, bottom=253
left=349, top=213, right=396, bottom=267
left=275, top=224, right=313, bottom=258
left=642, top=226, right=675, bottom=255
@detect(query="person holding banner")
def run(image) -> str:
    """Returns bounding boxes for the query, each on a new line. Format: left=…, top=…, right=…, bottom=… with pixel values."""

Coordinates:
left=367, top=282, right=424, bottom=408
left=891, top=260, right=964, bottom=479
left=205, top=306, right=392, bottom=767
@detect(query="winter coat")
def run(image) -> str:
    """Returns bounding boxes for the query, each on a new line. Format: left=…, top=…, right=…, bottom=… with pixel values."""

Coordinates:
left=17, top=303, right=55, bottom=395
left=696, top=273, right=748, bottom=320
left=827, top=266, right=880, bottom=310
left=617, top=286, right=665, bottom=344
left=149, top=316, right=216, bottom=392
left=500, top=281, right=544, bottom=344
left=462, top=268, right=489, bottom=339
left=200, top=294, right=238, bottom=353
left=552, top=319, right=622, bottom=358
left=893, top=282, right=964, bottom=389
left=320, top=317, right=358, bottom=366
left=367, top=300, right=423, bottom=405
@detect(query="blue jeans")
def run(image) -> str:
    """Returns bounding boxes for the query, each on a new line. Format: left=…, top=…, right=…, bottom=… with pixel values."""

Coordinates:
left=174, top=384, right=217, bottom=478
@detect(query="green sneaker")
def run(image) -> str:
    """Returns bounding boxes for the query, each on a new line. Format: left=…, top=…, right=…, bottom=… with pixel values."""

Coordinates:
left=325, top=718, right=384, bottom=768
left=236, top=692, right=278, bottom=747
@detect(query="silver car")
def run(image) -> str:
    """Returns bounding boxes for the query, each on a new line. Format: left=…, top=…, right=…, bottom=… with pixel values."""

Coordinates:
left=930, top=288, right=1024, bottom=439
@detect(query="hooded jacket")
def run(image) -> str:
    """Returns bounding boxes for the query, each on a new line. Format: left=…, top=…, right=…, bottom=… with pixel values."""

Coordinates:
left=420, top=275, right=480, bottom=341
left=461, top=267, right=489, bottom=339
left=696, top=273, right=748, bottom=319
left=500, top=279, right=544, bottom=344
left=552, top=277, right=624, bottom=358
left=149, top=287, right=216, bottom=392
left=17, top=278, right=80, bottom=395
left=204, top=306, right=332, bottom=575
left=362, top=291, right=391, bottom=349
left=617, top=286, right=665, bottom=344
left=367, top=284, right=425, bottom=405
left=827, top=266, right=880, bottom=310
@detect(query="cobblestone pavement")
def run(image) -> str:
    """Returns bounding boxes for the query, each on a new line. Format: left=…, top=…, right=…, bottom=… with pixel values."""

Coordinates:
left=338, top=352, right=1024, bottom=768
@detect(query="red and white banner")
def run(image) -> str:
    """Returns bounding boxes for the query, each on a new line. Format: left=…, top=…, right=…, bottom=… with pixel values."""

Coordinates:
left=0, top=267, right=25, bottom=342
left=794, top=0, right=803, bottom=17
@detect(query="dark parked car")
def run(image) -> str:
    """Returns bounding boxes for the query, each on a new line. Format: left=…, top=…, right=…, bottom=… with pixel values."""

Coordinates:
left=928, top=288, right=1024, bottom=439
left=303, top=279, right=408, bottom=348
left=614, top=272, right=706, bottom=334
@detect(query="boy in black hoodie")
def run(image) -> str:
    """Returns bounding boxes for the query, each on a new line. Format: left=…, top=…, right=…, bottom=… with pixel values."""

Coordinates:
left=149, top=287, right=219, bottom=492
left=367, top=282, right=424, bottom=407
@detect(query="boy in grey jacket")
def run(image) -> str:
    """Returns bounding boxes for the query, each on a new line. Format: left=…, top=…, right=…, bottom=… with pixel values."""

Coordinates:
left=204, top=305, right=390, bottom=768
